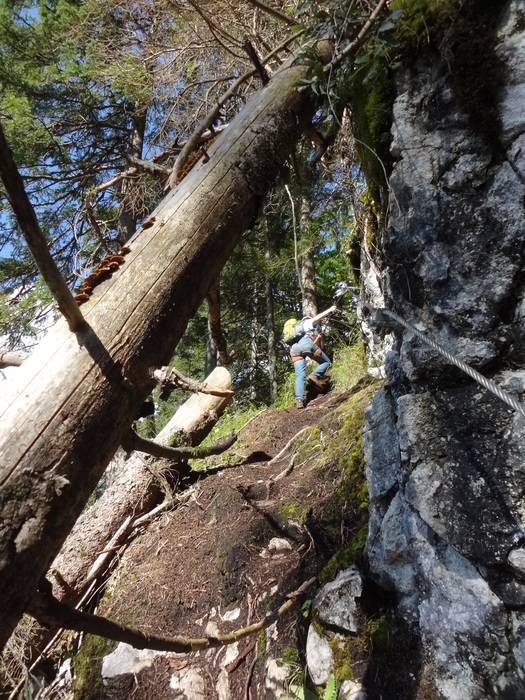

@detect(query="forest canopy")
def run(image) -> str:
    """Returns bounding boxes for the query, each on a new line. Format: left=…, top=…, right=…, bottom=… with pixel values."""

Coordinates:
left=0, top=0, right=404, bottom=407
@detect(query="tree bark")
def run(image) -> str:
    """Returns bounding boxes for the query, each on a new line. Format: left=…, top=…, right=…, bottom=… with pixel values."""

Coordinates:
left=263, top=217, right=278, bottom=403
left=299, top=191, right=318, bottom=318
left=205, top=316, right=218, bottom=377
left=117, top=111, right=147, bottom=245
left=0, top=53, right=318, bottom=649
left=249, top=285, right=259, bottom=401
left=206, top=279, right=233, bottom=366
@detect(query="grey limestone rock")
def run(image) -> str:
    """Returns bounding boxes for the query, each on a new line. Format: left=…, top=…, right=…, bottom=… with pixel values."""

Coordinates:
left=306, top=624, right=334, bottom=686
left=313, top=566, right=363, bottom=634
left=361, top=1, right=525, bottom=696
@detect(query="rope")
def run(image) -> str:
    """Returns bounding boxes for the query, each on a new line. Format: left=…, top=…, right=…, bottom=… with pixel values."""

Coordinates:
left=375, top=307, right=525, bottom=419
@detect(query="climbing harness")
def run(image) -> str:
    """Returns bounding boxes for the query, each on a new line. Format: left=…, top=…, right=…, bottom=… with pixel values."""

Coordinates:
left=370, top=307, right=525, bottom=419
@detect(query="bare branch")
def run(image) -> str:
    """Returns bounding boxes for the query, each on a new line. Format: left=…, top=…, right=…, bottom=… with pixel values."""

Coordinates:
left=153, top=365, right=235, bottom=397
left=85, top=190, right=106, bottom=246
left=324, top=0, right=389, bottom=73
left=122, top=428, right=237, bottom=461
left=242, top=38, right=269, bottom=84
left=0, top=121, right=85, bottom=332
left=27, top=577, right=316, bottom=653
left=126, top=155, right=171, bottom=180
left=284, top=184, right=304, bottom=299
left=185, top=0, right=243, bottom=53
left=244, top=0, right=296, bottom=26
left=167, top=31, right=301, bottom=188
left=268, top=426, right=312, bottom=465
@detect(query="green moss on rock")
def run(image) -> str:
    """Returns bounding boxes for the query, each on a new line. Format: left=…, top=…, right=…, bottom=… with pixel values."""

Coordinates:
left=73, top=634, right=117, bottom=699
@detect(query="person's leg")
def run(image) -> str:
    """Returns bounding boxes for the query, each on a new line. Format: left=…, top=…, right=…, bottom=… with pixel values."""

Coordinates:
left=294, top=357, right=306, bottom=400
left=312, top=347, right=331, bottom=378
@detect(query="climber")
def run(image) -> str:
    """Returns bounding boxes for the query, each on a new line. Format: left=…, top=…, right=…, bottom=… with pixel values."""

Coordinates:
left=285, top=305, right=336, bottom=409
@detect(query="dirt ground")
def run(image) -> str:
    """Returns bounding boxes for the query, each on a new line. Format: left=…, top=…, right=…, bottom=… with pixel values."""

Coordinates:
left=63, top=381, right=425, bottom=700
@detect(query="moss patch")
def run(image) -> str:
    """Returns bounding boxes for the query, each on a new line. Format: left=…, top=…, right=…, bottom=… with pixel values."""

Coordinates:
left=319, top=524, right=368, bottom=585
left=350, top=69, right=396, bottom=199
left=307, top=384, right=377, bottom=561
left=393, top=0, right=504, bottom=144
left=73, top=634, right=117, bottom=700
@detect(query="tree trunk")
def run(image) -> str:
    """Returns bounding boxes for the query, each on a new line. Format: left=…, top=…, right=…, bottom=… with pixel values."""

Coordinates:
left=206, top=279, right=232, bottom=367
left=0, top=53, right=317, bottom=650
left=299, top=192, right=318, bottom=317
left=249, top=285, right=259, bottom=401
left=205, top=317, right=218, bottom=377
left=117, top=111, right=147, bottom=245
left=263, top=219, right=278, bottom=404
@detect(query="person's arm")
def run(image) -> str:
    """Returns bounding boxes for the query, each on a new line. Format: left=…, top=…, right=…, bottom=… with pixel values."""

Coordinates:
left=310, top=305, right=337, bottom=325
left=302, top=305, right=337, bottom=333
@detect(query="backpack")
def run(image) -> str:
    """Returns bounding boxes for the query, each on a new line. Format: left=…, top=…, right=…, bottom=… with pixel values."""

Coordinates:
left=283, top=318, right=304, bottom=345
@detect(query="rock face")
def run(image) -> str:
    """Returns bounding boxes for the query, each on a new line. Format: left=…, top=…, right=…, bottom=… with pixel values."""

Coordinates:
left=362, top=2, right=525, bottom=698
left=305, top=566, right=363, bottom=686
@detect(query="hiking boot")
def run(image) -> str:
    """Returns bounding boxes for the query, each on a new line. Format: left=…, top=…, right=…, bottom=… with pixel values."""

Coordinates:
left=296, top=399, right=305, bottom=409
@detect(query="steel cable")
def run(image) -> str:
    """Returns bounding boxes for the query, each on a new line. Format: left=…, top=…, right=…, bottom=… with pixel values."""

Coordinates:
left=377, top=308, right=525, bottom=418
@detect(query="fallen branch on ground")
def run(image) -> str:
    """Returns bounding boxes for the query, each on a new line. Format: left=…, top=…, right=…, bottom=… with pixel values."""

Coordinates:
left=27, top=577, right=316, bottom=653
left=268, top=426, right=312, bottom=466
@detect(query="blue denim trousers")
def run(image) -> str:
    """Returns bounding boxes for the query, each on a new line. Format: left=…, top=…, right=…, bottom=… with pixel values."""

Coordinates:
left=290, top=335, right=331, bottom=400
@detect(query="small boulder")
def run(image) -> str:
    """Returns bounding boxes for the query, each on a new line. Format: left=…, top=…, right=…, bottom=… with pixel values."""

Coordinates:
left=314, top=566, right=363, bottom=634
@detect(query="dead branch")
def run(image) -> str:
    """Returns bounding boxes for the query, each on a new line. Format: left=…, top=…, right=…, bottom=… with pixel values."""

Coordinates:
left=83, top=516, right=133, bottom=586
left=242, top=38, right=269, bottom=85
left=324, top=0, right=389, bottom=74
left=0, top=121, right=85, bottom=332
left=303, top=122, right=334, bottom=165
left=152, top=126, right=229, bottom=167
left=51, top=487, right=198, bottom=620
left=271, top=456, right=296, bottom=482
left=27, top=577, right=316, bottom=653
left=244, top=0, right=295, bottom=26
left=81, top=487, right=198, bottom=586
left=0, top=350, right=30, bottom=368
left=122, top=428, right=237, bottom=461
left=237, top=409, right=267, bottom=434
left=153, top=365, right=235, bottom=398
left=167, top=71, right=254, bottom=188
left=244, top=655, right=257, bottom=700
left=126, top=155, right=171, bottom=180
left=226, top=637, right=256, bottom=673
left=84, top=190, right=106, bottom=246
left=132, top=486, right=197, bottom=528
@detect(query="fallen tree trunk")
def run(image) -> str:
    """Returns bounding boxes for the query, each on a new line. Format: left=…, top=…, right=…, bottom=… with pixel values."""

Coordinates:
left=0, top=0, right=389, bottom=645
left=49, top=366, right=233, bottom=606
left=0, top=53, right=317, bottom=649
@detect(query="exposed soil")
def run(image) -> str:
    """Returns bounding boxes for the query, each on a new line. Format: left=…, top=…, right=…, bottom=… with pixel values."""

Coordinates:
left=66, top=381, right=425, bottom=700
